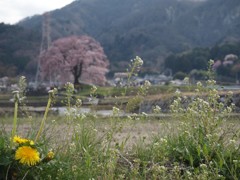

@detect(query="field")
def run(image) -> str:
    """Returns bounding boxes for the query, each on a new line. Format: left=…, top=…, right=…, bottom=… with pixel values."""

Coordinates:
left=1, top=113, right=239, bottom=179
left=0, top=73, right=240, bottom=179
left=2, top=114, right=239, bottom=148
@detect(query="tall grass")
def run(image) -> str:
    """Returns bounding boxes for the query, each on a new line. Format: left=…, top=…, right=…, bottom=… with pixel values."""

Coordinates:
left=0, top=58, right=239, bottom=179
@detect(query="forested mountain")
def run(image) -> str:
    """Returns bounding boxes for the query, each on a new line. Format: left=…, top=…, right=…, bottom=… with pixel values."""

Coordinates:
left=1, top=0, right=240, bottom=76
left=0, top=23, right=40, bottom=77
left=175, top=0, right=240, bottom=46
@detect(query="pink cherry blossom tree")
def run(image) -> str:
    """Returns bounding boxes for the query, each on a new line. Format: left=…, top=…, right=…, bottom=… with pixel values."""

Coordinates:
left=39, top=35, right=109, bottom=86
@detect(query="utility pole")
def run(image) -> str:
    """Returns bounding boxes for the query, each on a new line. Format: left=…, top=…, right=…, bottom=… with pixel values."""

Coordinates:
left=35, top=12, right=51, bottom=88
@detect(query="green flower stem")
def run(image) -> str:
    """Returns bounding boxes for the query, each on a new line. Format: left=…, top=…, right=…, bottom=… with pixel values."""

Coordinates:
left=22, top=170, right=30, bottom=180
left=10, top=91, right=19, bottom=149
left=35, top=92, right=52, bottom=142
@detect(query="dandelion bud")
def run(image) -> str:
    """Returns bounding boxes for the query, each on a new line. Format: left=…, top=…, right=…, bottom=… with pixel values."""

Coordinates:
left=48, top=88, right=57, bottom=99
left=12, top=91, right=20, bottom=103
left=47, top=151, right=54, bottom=159
left=43, top=150, right=55, bottom=163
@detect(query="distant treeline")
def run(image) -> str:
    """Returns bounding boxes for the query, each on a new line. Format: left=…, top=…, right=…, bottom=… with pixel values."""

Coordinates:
left=0, top=20, right=240, bottom=82
left=164, top=41, right=240, bottom=81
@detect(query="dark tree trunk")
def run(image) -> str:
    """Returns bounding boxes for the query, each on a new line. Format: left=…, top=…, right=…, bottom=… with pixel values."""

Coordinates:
left=71, top=62, right=83, bottom=85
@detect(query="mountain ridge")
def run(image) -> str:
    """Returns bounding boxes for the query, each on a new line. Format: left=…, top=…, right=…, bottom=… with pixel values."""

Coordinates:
left=1, top=0, right=240, bottom=75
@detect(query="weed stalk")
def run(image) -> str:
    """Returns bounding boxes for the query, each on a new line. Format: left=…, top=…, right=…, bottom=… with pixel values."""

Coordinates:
left=35, top=89, right=55, bottom=142
left=10, top=91, right=19, bottom=148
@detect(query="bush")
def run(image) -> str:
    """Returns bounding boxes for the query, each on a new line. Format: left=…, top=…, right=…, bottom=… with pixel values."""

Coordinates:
left=173, top=71, right=188, bottom=80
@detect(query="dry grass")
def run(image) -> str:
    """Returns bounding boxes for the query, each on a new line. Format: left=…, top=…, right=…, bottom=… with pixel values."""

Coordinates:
left=2, top=115, right=239, bottom=148
left=1, top=116, right=178, bottom=146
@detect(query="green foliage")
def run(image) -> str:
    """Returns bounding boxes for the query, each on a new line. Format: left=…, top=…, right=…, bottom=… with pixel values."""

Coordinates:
left=165, top=41, right=240, bottom=81
left=189, top=69, right=208, bottom=80
left=173, top=71, right=188, bottom=80
left=0, top=23, right=40, bottom=76
left=210, top=42, right=240, bottom=60
left=0, top=77, right=56, bottom=179
left=160, top=78, right=239, bottom=178
left=165, top=47, right=210, bottom=74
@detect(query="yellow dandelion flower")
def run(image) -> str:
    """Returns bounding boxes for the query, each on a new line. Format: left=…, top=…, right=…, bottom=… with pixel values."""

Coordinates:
left=15, top=146, right=40, bottom=166
left=13, top=136, right=35, bottom=145
left=13, top=136, right=28, bottom=144
left=29, top=140, right=35, bottom=145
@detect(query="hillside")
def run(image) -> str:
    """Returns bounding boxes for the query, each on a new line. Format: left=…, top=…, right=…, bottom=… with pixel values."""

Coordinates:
left=19, top=0, right=199, bottom=72
left=0, top=23, right=40, bottom=77
left=1, top=0, right=240, bottom=76
left=175, top=0, right=240, bottom=46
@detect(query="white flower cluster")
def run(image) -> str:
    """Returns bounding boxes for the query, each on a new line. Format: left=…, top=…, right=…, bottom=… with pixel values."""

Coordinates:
left=112, top=106, right=120, bottom=115
left=153, top=105, right=161, bottom=114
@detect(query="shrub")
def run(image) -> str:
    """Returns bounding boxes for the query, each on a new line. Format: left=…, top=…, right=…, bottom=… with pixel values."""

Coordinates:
left=173, top=71, right=188, bottom=80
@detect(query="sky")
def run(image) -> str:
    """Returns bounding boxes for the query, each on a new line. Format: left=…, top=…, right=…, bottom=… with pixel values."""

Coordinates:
left=0, top=0, right=75, bottom=24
